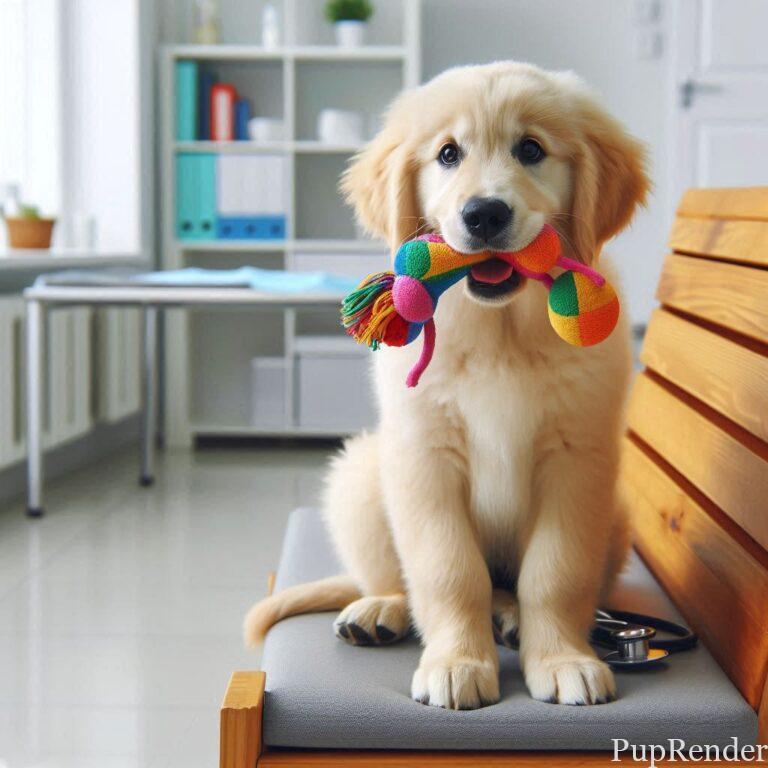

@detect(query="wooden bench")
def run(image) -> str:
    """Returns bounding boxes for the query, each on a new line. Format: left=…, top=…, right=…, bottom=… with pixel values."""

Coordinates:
left=220, top=187, right=768, bottom=767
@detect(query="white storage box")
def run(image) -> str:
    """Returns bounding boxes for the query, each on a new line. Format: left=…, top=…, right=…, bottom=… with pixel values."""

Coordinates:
left=295, top=336, right=375, bottom=432
left=250, top=357, right=290, bottom=429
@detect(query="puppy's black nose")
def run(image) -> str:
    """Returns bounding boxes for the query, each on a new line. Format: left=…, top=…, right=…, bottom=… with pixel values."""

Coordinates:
left=461, top=197, right=513, bottom=242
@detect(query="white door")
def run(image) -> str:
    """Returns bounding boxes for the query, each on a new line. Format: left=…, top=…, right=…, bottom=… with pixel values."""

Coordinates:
left=673, top=0, right=768, bottom=197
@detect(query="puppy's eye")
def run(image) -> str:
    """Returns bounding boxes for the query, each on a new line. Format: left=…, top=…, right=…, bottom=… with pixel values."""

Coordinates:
left=516, top=138, right=546, bottom=165
left=438, top=143, right=460, bottom=167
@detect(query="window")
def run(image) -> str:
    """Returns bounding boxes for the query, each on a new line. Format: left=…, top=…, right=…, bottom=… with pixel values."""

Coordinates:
left=0, top=0, right=62, bottom=215
left=0, top=0, right=143, bottom=252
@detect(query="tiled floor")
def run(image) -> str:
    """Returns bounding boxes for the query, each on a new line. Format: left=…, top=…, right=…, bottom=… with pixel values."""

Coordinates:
left=0, top=444, right=334, bottom=768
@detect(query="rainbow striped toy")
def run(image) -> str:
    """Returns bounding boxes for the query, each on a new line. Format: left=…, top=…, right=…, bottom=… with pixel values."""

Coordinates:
left=341, top=225, right=619, bottom=387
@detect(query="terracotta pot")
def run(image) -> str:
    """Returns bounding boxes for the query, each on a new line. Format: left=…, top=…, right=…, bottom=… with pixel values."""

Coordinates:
left=5, top=217, right=56, bottom=249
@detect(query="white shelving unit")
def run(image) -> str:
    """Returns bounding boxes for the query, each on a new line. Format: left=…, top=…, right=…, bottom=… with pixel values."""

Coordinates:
left=161, top=0, right=421, bottom=445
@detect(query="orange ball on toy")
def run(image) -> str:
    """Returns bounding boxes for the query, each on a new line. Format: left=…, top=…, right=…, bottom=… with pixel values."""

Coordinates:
left=547, top=271, right=619, bottom=347
left=513, top=223, right=561, bottom=273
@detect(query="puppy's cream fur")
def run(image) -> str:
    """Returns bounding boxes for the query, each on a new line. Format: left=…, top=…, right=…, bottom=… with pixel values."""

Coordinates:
left=244, top=62, right=649, bottom=710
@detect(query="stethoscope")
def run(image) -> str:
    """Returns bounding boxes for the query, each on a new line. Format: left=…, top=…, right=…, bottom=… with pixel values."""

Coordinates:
left=591, top=609, right=698, bottom=670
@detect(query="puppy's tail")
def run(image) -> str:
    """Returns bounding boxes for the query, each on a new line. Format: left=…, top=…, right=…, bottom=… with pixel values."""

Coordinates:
left=243, top=575, right=361, bottom=647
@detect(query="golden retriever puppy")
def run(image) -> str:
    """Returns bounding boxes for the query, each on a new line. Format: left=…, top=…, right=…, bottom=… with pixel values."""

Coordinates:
left=244, top=61, right=649, bottom=710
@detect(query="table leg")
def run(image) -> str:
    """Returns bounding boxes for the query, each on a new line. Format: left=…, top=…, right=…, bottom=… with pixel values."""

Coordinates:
left=25, top=299, right=45, bottom=518
left=140, top=307, right=157, bottom=487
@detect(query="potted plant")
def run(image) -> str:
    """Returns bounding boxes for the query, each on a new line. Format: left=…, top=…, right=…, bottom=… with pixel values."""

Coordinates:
left=325, top=0, right=374, bottom=48
left=4, top=204, right=56, bottom=249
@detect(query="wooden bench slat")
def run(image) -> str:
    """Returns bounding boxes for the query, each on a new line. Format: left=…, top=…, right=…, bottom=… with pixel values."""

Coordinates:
left=677, top=187, right=768, bottom=221
left=641, top=309, right=768, bottom=444
left=657, top=254, right=768, bottom=345
left=626, top=373, right=768, bottom=552
left=669, top=216, right=768, bottom=267
left=621, top=437, right=768, bottom=708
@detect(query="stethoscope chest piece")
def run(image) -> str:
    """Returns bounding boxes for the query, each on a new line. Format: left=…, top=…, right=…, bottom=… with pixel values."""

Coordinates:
left=602, top=626, right=670, bottom=669
left=591, top=608, right=697, bottom=670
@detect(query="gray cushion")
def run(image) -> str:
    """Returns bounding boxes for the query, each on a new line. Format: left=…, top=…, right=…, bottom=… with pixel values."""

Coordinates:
left=261, top=508, right=757, bottom=750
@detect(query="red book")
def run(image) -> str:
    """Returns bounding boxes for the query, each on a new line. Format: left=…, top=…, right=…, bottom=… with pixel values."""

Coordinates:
left=210, top=83, right=237, bottom=141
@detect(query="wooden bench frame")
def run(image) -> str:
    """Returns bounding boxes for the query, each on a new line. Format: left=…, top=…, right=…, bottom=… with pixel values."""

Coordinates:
left=221, top=188, right=768, bottom=767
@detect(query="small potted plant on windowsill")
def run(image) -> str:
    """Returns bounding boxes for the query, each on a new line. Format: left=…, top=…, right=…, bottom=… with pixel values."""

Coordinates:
left=4, top=204, right=57, bottom=249
left=325, top=0, right=374, bottom=48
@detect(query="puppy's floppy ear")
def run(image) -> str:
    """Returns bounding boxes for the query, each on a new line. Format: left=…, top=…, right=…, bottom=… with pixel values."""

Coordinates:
left=567, top=96, right=650, bottom=264
left=341, top=103, right=421, bottom=251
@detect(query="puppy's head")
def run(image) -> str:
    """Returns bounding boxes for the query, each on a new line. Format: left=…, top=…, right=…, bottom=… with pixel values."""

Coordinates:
left=342, top=62, right=649, bottom=305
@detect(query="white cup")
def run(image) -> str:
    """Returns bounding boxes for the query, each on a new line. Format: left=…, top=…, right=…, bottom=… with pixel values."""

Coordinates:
left=317, top=109, right=364, bottom=145
left=248, top=117, right=285, bottom=142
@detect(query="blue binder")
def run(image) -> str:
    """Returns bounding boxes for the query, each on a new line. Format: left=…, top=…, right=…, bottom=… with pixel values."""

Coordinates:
left=235, top=99, right=251, bottom=141
left=175, top=61, right=198, bottom=141
left=198, top=70, right=216, bottom=141
left=217, top=216, right=286, bottom=240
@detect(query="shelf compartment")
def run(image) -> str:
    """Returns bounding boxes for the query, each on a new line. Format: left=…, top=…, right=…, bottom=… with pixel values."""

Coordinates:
left=294, top=154, right=356, bottom=240
left=294, top=60, right=402, bottom=142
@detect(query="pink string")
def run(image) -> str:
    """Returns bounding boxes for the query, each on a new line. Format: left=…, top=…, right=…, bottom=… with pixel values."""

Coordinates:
left=406, top=318, right=436, bottom=388
left=513, top=263, right=554, bottom=289
left=557, top=256, right=605, bottom=286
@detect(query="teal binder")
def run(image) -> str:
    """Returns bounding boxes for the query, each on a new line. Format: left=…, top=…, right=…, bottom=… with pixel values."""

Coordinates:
left=176, top=153, right=197, bottom=239
left=176, top=152, right=216, bottom=240
left=175, top=60, right=198, bottom=141
left=196, top=153, right=217, bottom=239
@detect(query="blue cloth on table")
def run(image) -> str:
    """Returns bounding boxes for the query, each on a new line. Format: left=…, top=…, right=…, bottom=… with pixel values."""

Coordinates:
left=36, top=267, right=359, bottom=294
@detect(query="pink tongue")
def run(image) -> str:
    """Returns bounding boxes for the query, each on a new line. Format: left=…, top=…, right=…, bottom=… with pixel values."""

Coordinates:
left=470, top=258, right=515, bottom=285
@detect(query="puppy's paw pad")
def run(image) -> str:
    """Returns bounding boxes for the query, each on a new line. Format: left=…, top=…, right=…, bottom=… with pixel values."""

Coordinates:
left=525, top=653, right=615, bottom=705
left=333, top=595, right=409, bottom=646
left=411, top=657, right=499, bottom=710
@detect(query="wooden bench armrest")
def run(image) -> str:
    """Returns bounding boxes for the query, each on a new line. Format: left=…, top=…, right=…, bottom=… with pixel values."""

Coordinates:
left=221, top=671, right=266, bottom=768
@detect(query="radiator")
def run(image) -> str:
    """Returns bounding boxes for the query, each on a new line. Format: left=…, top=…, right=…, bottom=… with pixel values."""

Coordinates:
left=0, top=299, right=141, bottom=470
left=0, top=298, right=26, bottom=467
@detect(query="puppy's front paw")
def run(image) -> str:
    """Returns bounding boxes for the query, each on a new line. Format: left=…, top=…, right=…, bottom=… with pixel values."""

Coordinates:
left=411, top=656, right=499, bottom=710
left=524, top=652, right=615, bottom=705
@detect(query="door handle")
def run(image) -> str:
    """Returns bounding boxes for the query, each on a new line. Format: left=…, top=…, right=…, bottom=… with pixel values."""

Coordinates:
left=680, top=78, right=724, bottom=109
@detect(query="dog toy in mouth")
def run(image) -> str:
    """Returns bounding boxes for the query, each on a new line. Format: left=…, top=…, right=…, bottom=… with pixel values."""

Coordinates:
left=341, top=224, right=619, bottom=387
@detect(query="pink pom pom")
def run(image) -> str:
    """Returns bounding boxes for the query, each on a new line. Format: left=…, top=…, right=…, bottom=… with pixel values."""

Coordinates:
left=392, top=275, right=434, bottom=323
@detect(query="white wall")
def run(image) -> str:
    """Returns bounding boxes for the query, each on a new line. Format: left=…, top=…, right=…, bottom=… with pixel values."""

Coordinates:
left=422, top=0, right=672, bottom=324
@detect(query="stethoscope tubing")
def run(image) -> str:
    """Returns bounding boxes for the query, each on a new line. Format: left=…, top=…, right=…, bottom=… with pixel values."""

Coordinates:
left=592, top=608, right=698, bottom=654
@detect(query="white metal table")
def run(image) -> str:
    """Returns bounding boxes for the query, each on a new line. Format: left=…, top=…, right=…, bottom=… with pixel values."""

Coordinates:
left=23, top=283, right=346, bottom=517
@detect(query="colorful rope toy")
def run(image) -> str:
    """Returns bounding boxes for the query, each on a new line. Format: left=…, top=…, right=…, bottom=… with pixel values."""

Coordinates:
left=341, top=224, right=619, bottom=387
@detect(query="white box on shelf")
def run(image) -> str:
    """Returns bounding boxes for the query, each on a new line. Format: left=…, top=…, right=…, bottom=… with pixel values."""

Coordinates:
left=292, top=250, right=389, bottom=279
left=295, top=336, right=374, bottom=432
left=250, top=356, right=290, bottom=428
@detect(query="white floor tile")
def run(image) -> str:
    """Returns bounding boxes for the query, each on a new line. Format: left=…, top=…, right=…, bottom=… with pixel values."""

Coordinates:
left=0, top=444, right=334, bottom=768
